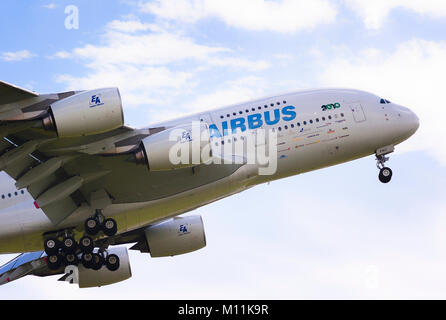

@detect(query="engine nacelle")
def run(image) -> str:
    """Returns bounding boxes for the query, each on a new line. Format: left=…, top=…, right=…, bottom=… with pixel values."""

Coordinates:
left=136, top=122, right=212, bottom=171
left=145, top=215, right=207, bottom=257
left=77, top=247, right=132, bottom=288
left=43, top=88, right=124, bottom=137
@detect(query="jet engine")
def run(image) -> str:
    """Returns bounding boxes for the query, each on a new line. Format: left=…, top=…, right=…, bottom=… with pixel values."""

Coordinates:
left=76, top=247, right=131, bottom=288
left=42, top=87, right=124, bottom=137
left=144, top=215, right=207, bottom=257
left=135, top=122, right=212, bottom=171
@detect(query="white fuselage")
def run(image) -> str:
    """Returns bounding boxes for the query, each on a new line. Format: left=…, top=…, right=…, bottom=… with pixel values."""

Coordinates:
left=0, top=88, right=419, bottom=253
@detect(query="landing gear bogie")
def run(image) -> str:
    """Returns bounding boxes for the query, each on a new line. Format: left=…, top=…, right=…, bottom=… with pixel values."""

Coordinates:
left=43, top=211, right=120, bottom=272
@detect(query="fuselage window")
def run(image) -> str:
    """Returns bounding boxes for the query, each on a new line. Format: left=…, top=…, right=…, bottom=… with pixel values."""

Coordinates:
left=297, top=122, right=301, bottom=126
left=220, top=115, right=224, bottom=119
left=226, top=114, right=230, bottom=118
left=309, top=120, right=313, bottom=124
left=264, top=105, right=268, bottom=108
left=322, top=117, right=326, bottom=121
left=303, top=121, right=307, bottom=125
left=328, top=115, right=332, bottom=120
left=278, top=127, right=282, bottom=131
left=284, top=125, right=288, bottom=130
left=291, top=124, right=294, bottom=128
left=283, top=100, right=287, bottom=104
left=340, top=113, right=344, bottom=117
left=251, top=108, right=255, bottom=111
left=277, top=102, right=280, bottom=105
left=14, top=192, right=17, bottom=196
left=8, top=193, right=11, bottom=198
left=270, top=103, right=274, bottom=107
left=1, top=195, right=4, bottom=199
left=239, top=111, right=243, bottom=114
left=245, top=109, right=249, bottom=113
left=233, top=112, right=236, bottom=116
left=316, top=118, right=319, bottom=122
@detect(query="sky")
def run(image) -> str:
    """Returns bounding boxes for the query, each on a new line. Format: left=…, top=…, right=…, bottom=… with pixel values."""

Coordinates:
left=0, top=0, right=445, bottom=299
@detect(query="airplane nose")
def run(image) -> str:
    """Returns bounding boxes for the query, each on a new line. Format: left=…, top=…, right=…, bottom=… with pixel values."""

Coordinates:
left=405, top=107, right=420, bottom=135
left=394, top=105, right=419, bottom=141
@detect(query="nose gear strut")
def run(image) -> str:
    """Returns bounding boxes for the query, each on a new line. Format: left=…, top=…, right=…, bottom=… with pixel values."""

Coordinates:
left=375, top=145, right=394, bottom=183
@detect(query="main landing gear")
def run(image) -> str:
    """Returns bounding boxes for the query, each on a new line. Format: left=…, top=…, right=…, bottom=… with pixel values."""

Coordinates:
left=43, top=211, right=119, bottom=272
left=375, top=145, right=394, bottom=184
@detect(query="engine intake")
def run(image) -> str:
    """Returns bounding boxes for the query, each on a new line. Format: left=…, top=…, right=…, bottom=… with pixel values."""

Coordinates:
left=136, top=122, right=212, bottom=171
left=43, top=88, right=124, bottom=137
left=145, top=215, right=207, bottom=257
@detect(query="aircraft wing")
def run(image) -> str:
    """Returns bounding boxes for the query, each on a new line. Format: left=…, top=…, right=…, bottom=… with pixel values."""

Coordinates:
left=0, top=81, right=39, bottom=105
left=0, top=251, right=48, bottom=285
left=0, top=81, right=153, bottom=225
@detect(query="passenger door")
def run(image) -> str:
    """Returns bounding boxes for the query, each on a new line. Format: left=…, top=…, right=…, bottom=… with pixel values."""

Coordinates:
left=349, top=102, right=366, bottom=122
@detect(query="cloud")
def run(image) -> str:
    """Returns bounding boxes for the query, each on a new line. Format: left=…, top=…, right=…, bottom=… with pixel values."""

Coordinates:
left=106, top=19, right=162, bottom=33
left=317, top=39, right=446, bottom=165
left=344, top=0, right=446, bottom=29
left=1, top=50, right=35, bottom=62
left=42, top=3, right=56, bottom=9
left=54, top=18, right=270, bottom=120
left=140, top=0, right=338, bottom=33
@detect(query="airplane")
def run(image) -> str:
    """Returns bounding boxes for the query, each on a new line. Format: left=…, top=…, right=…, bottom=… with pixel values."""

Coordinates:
left=0, top=80, right=419, bottom=288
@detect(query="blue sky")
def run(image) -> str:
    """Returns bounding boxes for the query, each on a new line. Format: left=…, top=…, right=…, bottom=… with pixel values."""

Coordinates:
left=0, top=0, right=445, bottom=299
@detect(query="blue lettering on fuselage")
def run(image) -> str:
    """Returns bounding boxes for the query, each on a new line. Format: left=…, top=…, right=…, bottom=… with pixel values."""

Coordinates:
left=210, top=106, right=296, bottom=138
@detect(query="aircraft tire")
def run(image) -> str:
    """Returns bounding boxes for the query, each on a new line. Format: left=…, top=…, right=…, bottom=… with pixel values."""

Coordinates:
left=85, top=217, right=100, bottom=235
left=91, top=253, right=105, bottom=270
left=79, top=235, right=94, bottom=253
left=64, top=253, right=78, bottom=266
left=105, top=254, right=120, bottom=272
left=61, top=236, right=77, bottom=253
left=44, top=237, right=60, bottom=255
left=47, top=254, right=62, bottom=270
left=379, top=167, right=392, bottom=183
left=81, top=252, right=94, bottom=269
left=102, top=218, right=118, bottom=236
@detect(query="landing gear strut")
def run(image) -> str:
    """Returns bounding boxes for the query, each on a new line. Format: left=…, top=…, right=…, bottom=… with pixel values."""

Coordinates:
left=375, top=145, right=394, bottom=183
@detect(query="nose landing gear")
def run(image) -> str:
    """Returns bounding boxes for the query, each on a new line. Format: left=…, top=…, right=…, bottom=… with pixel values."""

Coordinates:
left=375, top=145, right=394, bottom=183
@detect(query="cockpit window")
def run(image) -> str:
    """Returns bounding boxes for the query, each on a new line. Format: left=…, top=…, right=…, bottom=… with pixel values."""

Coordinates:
left=380, top=98, right=391, bottom=104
